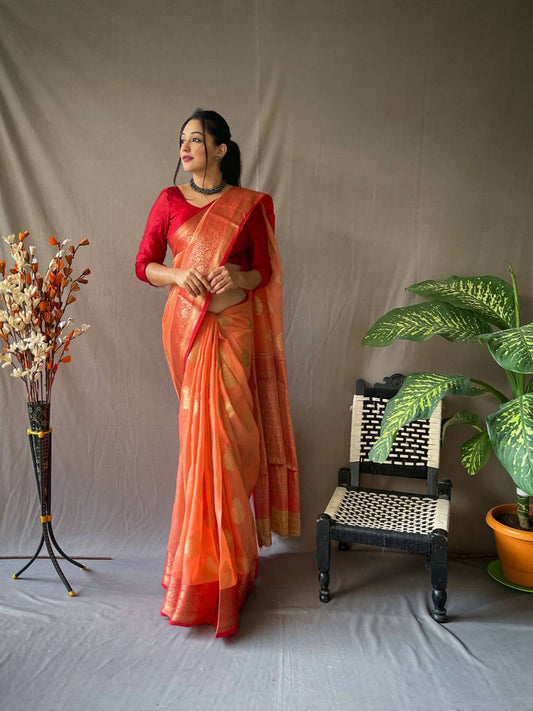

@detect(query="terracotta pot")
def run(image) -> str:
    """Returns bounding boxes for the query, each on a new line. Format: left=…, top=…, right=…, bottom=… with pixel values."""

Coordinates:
left=486, top=504, right=533, bottom=587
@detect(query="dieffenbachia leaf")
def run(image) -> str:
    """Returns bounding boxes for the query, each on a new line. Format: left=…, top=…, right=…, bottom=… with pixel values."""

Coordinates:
left=407, top=276, right=515, bottom=330
left=479, top=323, right=533, bottom=374
left=486, top=394, right=533, bottom=495
left=442, top=410, right=480, bottom=442
left=361, top=302, right=492, bottom=347
left=460, top=431, right=491, bottom=475
left=369, top=373, right=471, bottom=463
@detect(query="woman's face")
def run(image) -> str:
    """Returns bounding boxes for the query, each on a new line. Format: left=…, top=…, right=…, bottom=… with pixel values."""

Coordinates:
left=180, top=119, right=218, bottom=173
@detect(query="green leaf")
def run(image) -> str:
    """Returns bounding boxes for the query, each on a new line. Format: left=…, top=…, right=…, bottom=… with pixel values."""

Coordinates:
left=362, top=302, right=492, bottom=347
left=407, top=276, right=515, bottom=330
left=486, top=394, right=533, bottom=495
left=479, top=323, right=533, bottom=374
left=442, top=410, right=480, bottom=442
left=460, top=431, right=491, bottom=475
left=369, top=373, right=471, bottom=463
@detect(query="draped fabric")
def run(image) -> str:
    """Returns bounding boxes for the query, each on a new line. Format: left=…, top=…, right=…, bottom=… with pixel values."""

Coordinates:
left=160, top=187, right=299, bottom=635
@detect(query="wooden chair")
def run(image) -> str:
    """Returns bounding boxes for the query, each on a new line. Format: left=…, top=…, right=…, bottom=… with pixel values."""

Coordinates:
left=316, top=374, right=451, bottom=622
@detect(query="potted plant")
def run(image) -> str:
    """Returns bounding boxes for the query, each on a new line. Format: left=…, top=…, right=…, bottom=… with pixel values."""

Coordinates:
left=361, top=266, right=533, bottom=587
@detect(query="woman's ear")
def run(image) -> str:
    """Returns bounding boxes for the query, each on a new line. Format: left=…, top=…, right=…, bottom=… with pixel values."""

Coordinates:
left=217, top=143, right=228, bottom=160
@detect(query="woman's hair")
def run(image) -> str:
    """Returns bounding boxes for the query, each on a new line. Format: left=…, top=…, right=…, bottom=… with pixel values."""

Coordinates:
left=173, top=108, right=241, bottom=187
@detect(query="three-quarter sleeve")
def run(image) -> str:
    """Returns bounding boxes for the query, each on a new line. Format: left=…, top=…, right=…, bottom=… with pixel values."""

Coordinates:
left=135, top=189, right=170, bottom=283
left=245, top=203, right=272, bottom=287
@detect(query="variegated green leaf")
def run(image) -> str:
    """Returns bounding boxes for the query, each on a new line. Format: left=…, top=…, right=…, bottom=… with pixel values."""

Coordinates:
left=486, top=394, right=533, bottom=495
left=479, top=323, right=533, bottom=374
left=442, top=410, right=480, bottom=442
left=407, top=276, right=515, bottom=330
left=361, top=302, right=492, bottom=347
left=460, top=431, right=491, bottom=475
left=369, top=373, right=471, bottom=463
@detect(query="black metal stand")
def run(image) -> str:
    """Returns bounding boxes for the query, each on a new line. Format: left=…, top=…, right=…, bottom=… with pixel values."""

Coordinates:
left=12, top=402, right=87, bottom=596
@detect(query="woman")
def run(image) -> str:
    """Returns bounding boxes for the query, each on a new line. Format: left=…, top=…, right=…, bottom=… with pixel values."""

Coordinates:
left=135, top=109, right=300, bottom=637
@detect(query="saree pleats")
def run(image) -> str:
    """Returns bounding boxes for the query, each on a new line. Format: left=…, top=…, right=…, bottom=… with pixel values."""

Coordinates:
left=161, top=301, right=259, bottom=637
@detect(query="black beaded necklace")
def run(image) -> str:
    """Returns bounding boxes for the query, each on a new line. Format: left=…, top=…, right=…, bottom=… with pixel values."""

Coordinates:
left=189, top=178, right=226, bottom=196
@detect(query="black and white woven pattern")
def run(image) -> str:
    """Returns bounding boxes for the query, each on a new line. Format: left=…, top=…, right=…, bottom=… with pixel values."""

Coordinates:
left=350, top=396, right=441, bottom=469
left=325, top=487, right=450, bottom=535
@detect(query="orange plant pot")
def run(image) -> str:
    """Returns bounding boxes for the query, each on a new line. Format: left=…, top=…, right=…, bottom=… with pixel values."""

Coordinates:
left=486, top=504, right=533, bottom=587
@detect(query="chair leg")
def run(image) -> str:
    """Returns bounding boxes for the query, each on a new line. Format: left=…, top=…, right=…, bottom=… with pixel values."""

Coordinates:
left=316, top=513, right=332, bottom=603
left=430, top=529, right=448, bottom=623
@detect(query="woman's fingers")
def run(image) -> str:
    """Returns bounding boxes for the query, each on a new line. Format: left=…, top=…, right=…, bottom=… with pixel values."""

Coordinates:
left=192, top=268, right=210, bottom=291
left=208, top=267, right=233, bottom=293
left=178, top=268, right=210, bottom=297
left=179, top=267, right=238, bottom=296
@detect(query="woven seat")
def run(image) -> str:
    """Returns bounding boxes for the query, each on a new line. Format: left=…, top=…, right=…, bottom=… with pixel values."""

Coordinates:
left=316, top=375, right=452, bottom=622
left=325, top=488, right=450, bottom=537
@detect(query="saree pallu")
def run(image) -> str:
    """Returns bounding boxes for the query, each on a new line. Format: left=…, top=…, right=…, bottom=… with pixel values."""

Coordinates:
left=160, top=187, right=299, bottom=637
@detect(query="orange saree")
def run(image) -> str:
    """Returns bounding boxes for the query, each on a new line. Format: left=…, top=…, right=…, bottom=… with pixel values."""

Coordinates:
left=160, top=187, right=299, bottom=637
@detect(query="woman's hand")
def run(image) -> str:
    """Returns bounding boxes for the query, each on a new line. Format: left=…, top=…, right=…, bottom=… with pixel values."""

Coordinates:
left=207, top=266, right=241, bottom=294
left=175, top=267, right=210, bottom=297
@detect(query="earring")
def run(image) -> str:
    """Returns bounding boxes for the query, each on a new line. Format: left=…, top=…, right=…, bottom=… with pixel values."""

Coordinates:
left=215, top=156, right=221, bottom=162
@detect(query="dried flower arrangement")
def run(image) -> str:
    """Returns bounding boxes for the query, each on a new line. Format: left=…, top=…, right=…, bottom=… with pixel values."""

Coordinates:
left=0, top=231, right=90, bottom=403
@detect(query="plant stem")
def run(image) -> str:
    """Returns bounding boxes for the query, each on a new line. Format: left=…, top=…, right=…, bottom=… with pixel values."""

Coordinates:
left=470, top=378, right=508, bottom=403
left=516, top=489, right=531, bottom=531
left=504, top=370, right=519, bottom=399
left=508, top=264, right=521, bottom=328
left=515, top=372, right=526, bottom=397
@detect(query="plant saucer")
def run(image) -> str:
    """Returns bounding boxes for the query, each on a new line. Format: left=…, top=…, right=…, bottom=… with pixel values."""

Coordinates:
left=487, top=559, right=533, bottom=593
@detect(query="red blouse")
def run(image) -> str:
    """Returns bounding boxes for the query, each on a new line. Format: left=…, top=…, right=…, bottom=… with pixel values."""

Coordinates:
left=135, top=187, right=272, bottom=287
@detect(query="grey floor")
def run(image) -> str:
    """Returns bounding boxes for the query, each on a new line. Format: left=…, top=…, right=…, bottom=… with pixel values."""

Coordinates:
left=1, top=548, right=532, bottom=711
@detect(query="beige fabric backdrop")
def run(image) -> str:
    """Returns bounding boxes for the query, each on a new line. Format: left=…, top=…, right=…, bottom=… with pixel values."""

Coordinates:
left=1, top=0, right=532, bottom=557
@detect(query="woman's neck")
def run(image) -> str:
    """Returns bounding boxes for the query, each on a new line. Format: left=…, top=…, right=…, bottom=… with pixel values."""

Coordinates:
left=190, top=168, right=224, bottom=189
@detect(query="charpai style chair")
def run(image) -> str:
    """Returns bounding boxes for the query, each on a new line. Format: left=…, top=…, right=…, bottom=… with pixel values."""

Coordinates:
left=316, top=374, right=451, bottom=622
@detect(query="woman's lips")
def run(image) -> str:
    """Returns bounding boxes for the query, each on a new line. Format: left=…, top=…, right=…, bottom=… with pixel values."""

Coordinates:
left=182, top=156, right=193, bottom=162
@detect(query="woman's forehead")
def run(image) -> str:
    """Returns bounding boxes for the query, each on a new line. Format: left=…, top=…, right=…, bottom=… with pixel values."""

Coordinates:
left=181, top=119, right=203, bottom=136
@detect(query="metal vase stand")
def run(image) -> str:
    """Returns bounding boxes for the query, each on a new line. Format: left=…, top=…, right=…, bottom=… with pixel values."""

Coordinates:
left=12, top=402, right=87, bottom=596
